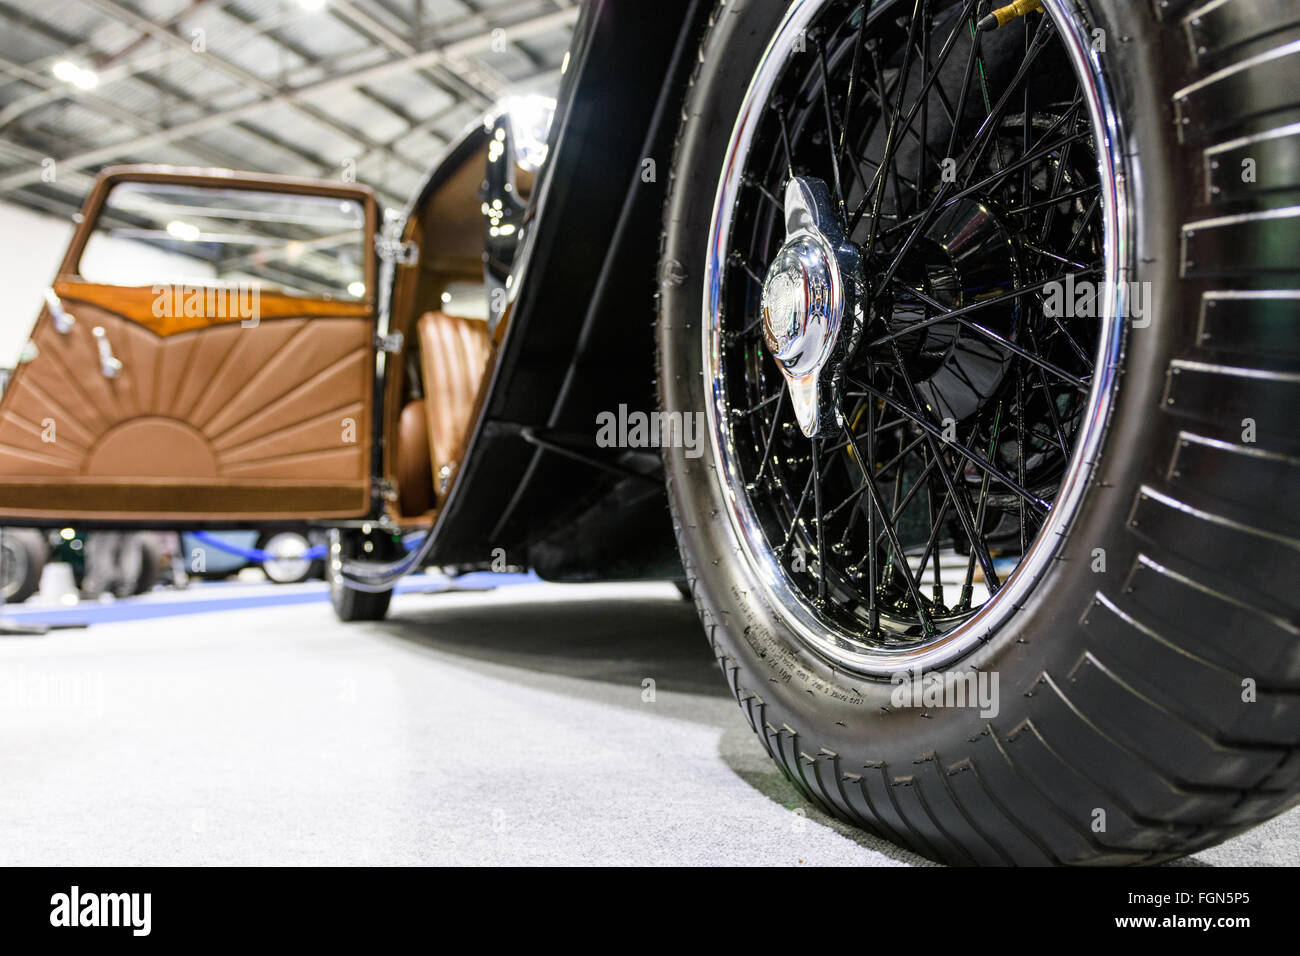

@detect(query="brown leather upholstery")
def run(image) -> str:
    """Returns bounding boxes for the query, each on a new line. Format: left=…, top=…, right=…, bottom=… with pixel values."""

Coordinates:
left=0, top=294, right=372, bottom=521
left=396, top=398, right=433, bottom=516
left=416, top=310, right=490, bottom=496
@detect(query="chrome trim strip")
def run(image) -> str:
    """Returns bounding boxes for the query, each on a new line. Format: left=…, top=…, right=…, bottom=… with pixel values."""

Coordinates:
left=1169, top=358, right=1300, bottom=382
left=1201, top=289, right=1300, bottom=300
left=1171, top=37, right=1300, bottom=101
left=1203, top=120, right=1300, bottom=157
left=1182, top=205, right=1300, bottom=232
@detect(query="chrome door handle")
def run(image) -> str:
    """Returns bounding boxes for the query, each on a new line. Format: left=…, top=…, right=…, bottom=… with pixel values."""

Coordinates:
left=92, top=326, right=123, bottom=379
left=43, top=288, right=76, bottom=334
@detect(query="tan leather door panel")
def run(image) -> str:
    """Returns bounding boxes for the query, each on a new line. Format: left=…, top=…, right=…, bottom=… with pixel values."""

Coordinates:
left=0, top=283, right=373, bottom=522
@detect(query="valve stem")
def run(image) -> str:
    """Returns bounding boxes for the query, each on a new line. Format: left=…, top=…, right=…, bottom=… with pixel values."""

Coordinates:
left=977, top=0, right=1044, bottom=31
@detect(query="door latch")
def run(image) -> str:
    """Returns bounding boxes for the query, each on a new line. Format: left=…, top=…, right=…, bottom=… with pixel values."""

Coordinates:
left=92, top=326, right=123, bottom=379
left=43, top=288, right=76, bottom=334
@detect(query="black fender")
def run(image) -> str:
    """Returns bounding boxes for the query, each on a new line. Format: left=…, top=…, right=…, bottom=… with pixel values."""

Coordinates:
left=425, top=0, right=713, bottom=578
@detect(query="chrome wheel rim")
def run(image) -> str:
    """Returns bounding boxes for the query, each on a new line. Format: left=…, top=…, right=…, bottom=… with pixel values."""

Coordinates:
left=702, top=0, right=1128, bottom=675
left=262, top=532, right=312, bottom=583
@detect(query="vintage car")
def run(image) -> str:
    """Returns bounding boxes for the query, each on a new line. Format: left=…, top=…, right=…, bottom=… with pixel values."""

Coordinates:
left=1, top=0, right=1296, bottom=865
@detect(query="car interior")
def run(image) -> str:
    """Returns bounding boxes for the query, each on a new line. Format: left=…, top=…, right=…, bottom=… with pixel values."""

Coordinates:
left=385, top=126, right=532, bottom=526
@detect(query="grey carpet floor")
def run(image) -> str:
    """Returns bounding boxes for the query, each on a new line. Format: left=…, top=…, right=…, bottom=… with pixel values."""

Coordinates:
left=0, top=582, right=1293, bottom=866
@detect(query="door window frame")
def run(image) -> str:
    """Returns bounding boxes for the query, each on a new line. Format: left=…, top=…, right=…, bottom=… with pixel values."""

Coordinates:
left=57, top=166, right=380, bottom=310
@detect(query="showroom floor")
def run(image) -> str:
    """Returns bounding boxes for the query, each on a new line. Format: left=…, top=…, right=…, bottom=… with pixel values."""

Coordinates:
left=0, top=579, right=1294, bottom=866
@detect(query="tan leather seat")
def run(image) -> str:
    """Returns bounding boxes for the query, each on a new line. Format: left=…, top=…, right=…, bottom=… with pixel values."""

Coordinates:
left=416, top=310, right=491, bottom=497
left=396, top=398, right=433, bottom=516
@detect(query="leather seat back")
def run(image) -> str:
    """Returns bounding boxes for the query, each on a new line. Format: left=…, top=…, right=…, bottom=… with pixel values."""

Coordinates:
left=396, top=398, right=433, bottom=516
left=416, top=310, right=491, bottom=497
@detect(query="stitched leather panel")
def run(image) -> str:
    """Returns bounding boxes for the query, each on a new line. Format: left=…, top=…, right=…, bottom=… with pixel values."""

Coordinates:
left=0, top=298, right=372, bottom=520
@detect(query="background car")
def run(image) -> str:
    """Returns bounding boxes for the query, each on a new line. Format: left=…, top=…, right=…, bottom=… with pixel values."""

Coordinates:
left=181, top=529, right=327, bottom=585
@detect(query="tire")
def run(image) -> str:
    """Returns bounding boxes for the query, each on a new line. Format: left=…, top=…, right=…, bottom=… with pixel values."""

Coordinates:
left=659, top=0, right=1300, bottom=864
left=0, top=529, right=47, bottom=604
left=328, top=531, right=394, bottom=622
left=132, top=536, right=160, bottom=596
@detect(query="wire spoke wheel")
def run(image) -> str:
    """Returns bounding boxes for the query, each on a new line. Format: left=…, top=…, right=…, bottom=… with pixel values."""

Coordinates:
left=665, top=0, right=1300, bottom=864
left=708, top=0, right=1119, bottom=673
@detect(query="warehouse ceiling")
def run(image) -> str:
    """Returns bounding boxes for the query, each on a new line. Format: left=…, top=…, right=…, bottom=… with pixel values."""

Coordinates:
left=0, top=0, right=578, bottom=217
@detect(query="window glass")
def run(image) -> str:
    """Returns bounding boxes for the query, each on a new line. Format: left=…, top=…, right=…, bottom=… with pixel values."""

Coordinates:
left=440, top=281, right=489, bottom=321
left=78, top=181, right=368, bottom=300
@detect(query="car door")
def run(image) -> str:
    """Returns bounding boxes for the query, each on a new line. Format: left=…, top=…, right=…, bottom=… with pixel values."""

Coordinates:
left=0, top=166, right=380, bottom=524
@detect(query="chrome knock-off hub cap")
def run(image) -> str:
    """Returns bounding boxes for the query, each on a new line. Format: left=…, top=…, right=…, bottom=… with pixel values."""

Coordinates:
left=760, top=176, right=863, bottom=438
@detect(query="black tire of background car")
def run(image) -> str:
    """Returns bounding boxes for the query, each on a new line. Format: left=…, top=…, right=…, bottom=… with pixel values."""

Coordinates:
left=328, top=531, right=395, bottom=621
left=658, top=0, right=1300, bottom=864
left=132, top=535, right=160, bottom=596
left=0, top=529, right=48, bottom=604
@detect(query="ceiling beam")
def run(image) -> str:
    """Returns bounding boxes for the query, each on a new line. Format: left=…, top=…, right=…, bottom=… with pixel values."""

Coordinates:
left=0, top=0, right=553, bottom=131
left=0, top=5, right=578, bottom=196
left=0, top=4, right=309, bottom=131
left=0, top=7, right=410, bottom=209
left=71, top=0, right=428, bottom=178
left=332, top=0, right=514, bottom=109
left=0, top=2, right=579, bottom=197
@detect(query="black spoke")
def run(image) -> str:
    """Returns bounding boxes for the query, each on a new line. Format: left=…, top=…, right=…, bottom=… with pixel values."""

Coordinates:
left=754, top=388, right=786, bottom=482
left=837, top=1, right=873, bottom=169
left=846, top=373, right=1050, bottom=513
left=858, top=0, right=924, bottom=258
left=739, top=390, right=784, bottom=417
left=866, top=18, right=1059, bottom=295
left=886, top=275, right=1092, bottom=391
left=841, top=422, right=935, bottom=636
left=850, top=0, right=980, bottom=233
left=810, top=438, right=828, bottom=602
left=869, top=267, right=1102, bottom=350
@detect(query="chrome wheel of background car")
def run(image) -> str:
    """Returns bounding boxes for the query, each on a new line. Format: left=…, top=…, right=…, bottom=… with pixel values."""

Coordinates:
left=260, top=531, right=314, bottom=584
left=704, top=0, right=1123, bottom=674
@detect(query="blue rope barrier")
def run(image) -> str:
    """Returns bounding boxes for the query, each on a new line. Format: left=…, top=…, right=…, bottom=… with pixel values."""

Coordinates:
left=189, top=530, right=423, bottom=564
left=190, top=530, right=326, bottom=563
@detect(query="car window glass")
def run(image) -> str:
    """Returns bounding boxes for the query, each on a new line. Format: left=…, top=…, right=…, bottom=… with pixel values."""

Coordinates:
left=78, top=180, right=367, bottom=301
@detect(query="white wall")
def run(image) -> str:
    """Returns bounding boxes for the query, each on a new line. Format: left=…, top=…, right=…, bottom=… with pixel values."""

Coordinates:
left=0, top=201, right=76, bottom=369
left=0, top=199, right=215, bottom=369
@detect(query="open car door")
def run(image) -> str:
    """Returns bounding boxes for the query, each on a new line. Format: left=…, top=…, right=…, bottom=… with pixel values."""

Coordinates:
left=0, top=167, right=379, bottom=524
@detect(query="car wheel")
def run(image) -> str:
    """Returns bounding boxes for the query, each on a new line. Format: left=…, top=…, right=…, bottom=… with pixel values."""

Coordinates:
left=132, top=535, right=160, bottom=596
left=659, top=0, right=1300, bottom=864
left=257, top=530, right=321, bottom=585
left=327, top=530, right=394, bottom=622
left=0, top=529, right=47, bottom=604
